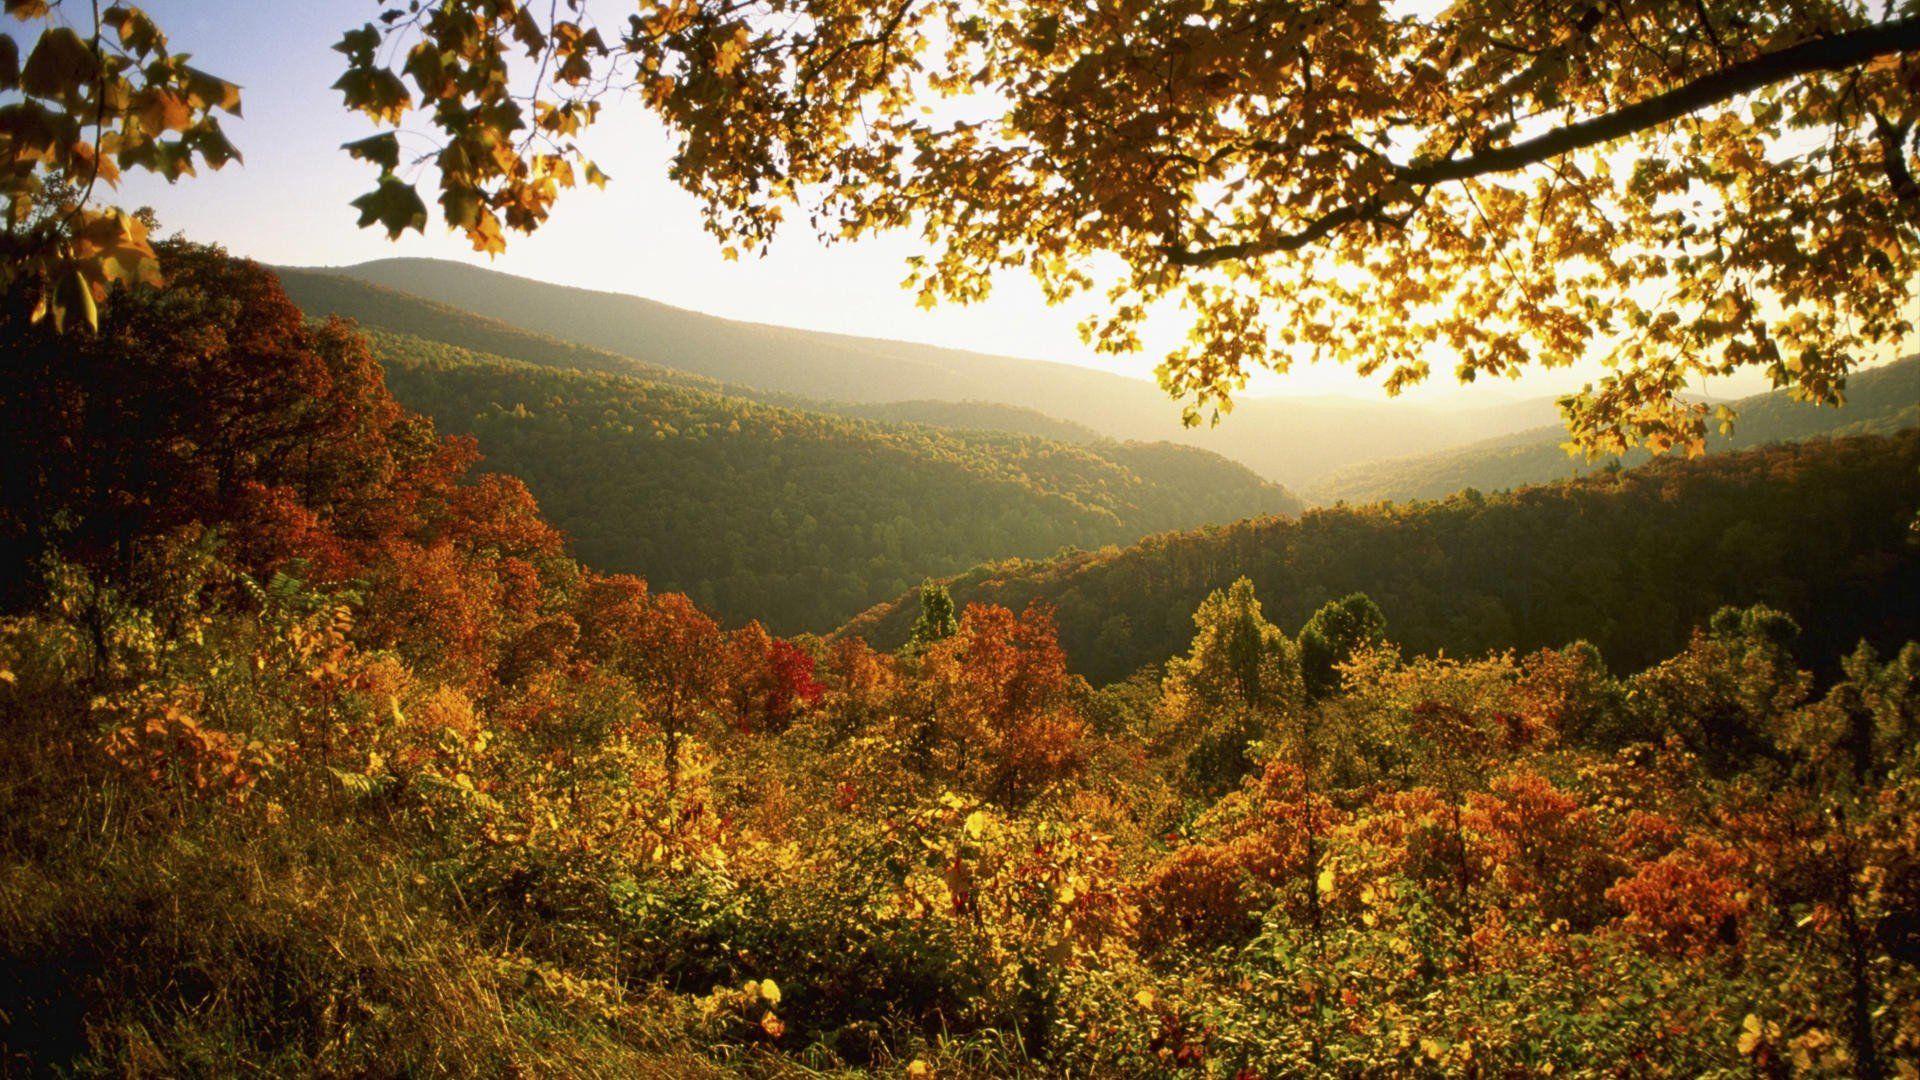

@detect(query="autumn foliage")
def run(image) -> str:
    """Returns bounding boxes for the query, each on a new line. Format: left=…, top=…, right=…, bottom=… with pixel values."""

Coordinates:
left=2, top=251, right=1919, bottom=1076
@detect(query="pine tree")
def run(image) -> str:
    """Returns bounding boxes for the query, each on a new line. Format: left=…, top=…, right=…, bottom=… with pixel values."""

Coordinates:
left=908, top=582, right=958, bottom=651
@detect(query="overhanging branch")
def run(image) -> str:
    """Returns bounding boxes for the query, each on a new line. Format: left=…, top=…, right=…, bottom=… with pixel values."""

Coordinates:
left=1167, top=16, right=1920, bottom=267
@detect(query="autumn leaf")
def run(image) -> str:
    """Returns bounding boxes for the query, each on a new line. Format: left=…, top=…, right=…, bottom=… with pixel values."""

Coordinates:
left=343, top=132, right=401, bottom=173
left=351, top=175, right=428, bottom=238
left=19, top=26, right=98, bottom=105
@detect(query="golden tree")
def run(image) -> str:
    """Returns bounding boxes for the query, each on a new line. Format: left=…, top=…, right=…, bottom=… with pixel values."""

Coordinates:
left=11, top=1, right=1920, bottom=451
left=1, top=2, right=241, bottom=329
left=337, top=0, right=1920, bottom=452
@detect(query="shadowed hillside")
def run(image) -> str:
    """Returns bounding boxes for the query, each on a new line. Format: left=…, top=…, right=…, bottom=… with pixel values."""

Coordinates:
left=370, top=329, right=1300, bottom=631
left=825, top=400, right=1103, bottom=443
left=843, top=433, right=1920, bottom=683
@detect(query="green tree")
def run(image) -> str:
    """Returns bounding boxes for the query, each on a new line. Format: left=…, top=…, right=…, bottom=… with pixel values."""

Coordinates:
left=908, top=582, right=958, bottom=651
left=1628, top=603, right=1809, bottom=770
left=1299, top=593, right=1388, bottom=699
left=1166, top=577, right=1301, bottom=714
left=1163, top=577, right=1302, bottom=795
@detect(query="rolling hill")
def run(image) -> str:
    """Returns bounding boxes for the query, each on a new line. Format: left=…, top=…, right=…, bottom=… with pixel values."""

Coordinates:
left=364, top=328, right=1300, bottom=631
left=1314, top=354, right=1920, bottom=504
left=824, top=400, right=1103, bottom=444
left=286, top=258, right=1564, bottom=487
left=841, top=432, right=1920, bottom=683
left=276, top=267, right=722, bottom=393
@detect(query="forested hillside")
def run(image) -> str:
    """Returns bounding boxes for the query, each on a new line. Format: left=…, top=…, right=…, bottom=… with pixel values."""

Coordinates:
left=844, top=433, right=1920, bottom=683
left=8, top=244, right=1920, bottom=1077
left=826, top=400, right=1103, bottom=443
left=1316, top=355, right=1920, bottom=504
left=371, top=330, right=1300, bottom=630
left=305, top=258, right=1562, bottom=487
left=275, top=267, right=720, bottom=392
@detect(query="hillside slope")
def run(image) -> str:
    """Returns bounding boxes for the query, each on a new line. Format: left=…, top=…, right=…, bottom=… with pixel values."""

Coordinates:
left=1315, top=355, right=1920, bottom=504
left=826, top=400, right=1103, bottom=444
left=369, top=330, right=1299, bottom=631
left=842, top=433, right=1920, bottom=683
left=294, top=258, right=1561, bottom=486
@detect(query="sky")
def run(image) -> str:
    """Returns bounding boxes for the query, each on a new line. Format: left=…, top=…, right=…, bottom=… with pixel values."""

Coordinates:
left=91, top=1, right=1817, bottom=406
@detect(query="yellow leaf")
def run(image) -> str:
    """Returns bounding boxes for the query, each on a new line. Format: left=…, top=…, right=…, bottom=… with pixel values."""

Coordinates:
left=1737, top=1013, right=1764, bottom=1055
left=759, top=978, right=781, bottom=1005
left=906, top=1061, right=932, bottom=1079
left=1317, top=867, right=1335, bottom=895
left=1134, top=989, right=1156, bottom=1010
left=964, top=810, right=987, bottom=838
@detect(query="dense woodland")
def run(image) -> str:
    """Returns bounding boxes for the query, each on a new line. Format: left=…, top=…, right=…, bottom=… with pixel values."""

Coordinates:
left=2, top=245, right=1919, bottom=1076
left=843, top=435, right=1920, bottom=685
left=826, top=401, right=1104, bottom=445
left=309, top=259, right=1565, bottom=488
left=1317, top=357, right=1920, bottom=505
left=5, top=0, right=1920, bottom=1072
left=368, top=328, right=1298, bottom=631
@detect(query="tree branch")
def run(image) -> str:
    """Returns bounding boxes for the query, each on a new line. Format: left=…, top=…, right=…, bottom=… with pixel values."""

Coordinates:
left=1167, top=16, right=1920, bottom=267
left=1410, top=16, right=1920, bottom=185
left=1871, top=110, right=1919, bottom=202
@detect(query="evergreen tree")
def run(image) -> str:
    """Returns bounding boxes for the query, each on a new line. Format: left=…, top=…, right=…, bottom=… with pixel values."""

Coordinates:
left=908, top=582, right=958, bottom=651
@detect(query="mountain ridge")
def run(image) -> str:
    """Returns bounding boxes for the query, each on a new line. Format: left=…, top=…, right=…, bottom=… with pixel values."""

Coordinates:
left=287, top=257, right=1567, bottom=487
left=293, top=288, right=1302, bottom=630
left=1313, top=354, right=1920, bottom=504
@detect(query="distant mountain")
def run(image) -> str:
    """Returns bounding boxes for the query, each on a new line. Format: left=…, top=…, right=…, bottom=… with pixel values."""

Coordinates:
left=356, top=326, right=1299, bottom=632
left=276, top=267, right=720, bottom=393
left=1315, top=355, right=1920, bottom=505
left=841, top=433, right=1920, bottom=684
left=288, top=258, right=1562, bottom=487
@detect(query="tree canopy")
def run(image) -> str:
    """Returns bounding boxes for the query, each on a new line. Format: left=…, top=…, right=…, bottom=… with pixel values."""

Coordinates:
left=8, top=2, right=1919, bottom=451
left=1300, top=593, right=1391, bottom=699
left=340, top=0, right=1920, bottom=453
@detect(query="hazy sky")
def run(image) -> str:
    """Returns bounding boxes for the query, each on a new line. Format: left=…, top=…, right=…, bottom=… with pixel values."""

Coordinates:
left=98, top=1, right=1811, bottom=405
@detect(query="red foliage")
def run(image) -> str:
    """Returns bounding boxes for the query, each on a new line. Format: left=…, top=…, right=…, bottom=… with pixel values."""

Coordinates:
left=1606, top=837, right=1753, bottom=955
left=1465, top=770, right=1615, bottom=924
left=444, top=472, right=566, bottom=562
left=765, top=639, right=825, bottom=725
left=819, top=636, right=896, bottom=733
left=577, top=574, right=728, bottom=746
left=359, top=540, right=501, bottom=685
left=723, top=623, right=824, bottom=733
left=921, top=602, right=1087, bottom=805
left=229, top=482, right=357, bottom=583
left=1135, top=763, right=1344, bottom=952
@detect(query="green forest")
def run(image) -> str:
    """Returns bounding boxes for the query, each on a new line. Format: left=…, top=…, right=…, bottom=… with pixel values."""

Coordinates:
left=309, top=257, right=1571, bottom=489
left=844, top=435, right=1920, bottom=683
left=369, top=329, right=1299, bottom=630
left=5, top=2, right=1920, bottom=1077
